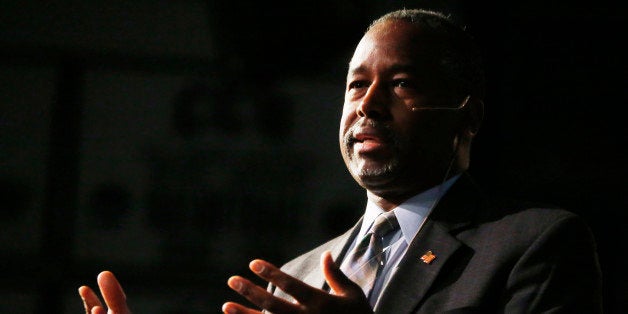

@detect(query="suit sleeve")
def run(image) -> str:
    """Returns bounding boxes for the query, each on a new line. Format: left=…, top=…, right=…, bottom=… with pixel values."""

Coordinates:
left=504, top=214, right=603, bottom=313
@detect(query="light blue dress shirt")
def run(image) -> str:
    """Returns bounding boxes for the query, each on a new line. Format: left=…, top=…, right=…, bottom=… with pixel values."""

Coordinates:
left=339, top=174, right=461, bottom=307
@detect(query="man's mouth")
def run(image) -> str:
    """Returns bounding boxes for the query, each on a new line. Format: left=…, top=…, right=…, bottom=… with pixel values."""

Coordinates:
left=344, top=119, right=395, bottom=153
left=350, top=133, right=388, bottom=153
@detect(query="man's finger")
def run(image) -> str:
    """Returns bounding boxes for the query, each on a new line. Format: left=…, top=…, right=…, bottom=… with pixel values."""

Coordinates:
left=320, top=251, right=363, bottom=297
left=78, top=285, right=103, bottom=314
left=227, top=276, right=298, bottom=313
left=221, top=301, right=263, bottom=314
left=96, top=271, right=131, bottom=313
left=90, top=305, right=107, bottom=314
left=248, top=259, right=321, bottom=303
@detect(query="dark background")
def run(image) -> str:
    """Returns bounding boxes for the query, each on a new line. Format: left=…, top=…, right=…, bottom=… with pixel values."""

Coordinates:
left=1, top=1, right=626, bottom=313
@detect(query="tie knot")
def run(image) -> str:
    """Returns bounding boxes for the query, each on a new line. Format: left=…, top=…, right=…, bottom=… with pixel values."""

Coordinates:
left=371, top=211, right=399, bottom=237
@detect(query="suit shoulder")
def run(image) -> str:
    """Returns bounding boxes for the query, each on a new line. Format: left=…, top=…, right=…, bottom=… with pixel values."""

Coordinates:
left=471, top=199, right=598, bottom=252
left=488, top=200, right=589, bottom=231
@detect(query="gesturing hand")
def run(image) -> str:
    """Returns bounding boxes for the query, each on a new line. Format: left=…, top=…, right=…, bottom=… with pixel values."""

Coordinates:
left=222, top=251, right=374, bottom=314
left=78, top=271, right=131, bottom=314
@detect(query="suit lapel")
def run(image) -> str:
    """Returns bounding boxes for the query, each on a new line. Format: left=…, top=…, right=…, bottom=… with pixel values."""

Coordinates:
left=301, top=217, right=363, bottom=290
left=374, top=173, right=483, bottom=313
left=374, top=220, right=462, bottom=313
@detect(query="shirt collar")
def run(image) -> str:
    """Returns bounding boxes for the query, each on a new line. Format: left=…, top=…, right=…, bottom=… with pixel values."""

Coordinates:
left=360, top=174, right=461, bottom=244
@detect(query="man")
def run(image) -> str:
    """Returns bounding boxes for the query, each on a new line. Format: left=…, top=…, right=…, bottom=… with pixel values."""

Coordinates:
left=79, top=8, right=603, bottom=314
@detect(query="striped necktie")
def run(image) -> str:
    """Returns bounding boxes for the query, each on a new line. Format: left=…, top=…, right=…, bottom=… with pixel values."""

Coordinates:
left=341, top=211, right=400, bottom=299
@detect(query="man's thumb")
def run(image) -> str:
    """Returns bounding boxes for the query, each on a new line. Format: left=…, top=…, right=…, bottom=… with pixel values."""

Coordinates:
left=320, top=251, right=363, bottom=297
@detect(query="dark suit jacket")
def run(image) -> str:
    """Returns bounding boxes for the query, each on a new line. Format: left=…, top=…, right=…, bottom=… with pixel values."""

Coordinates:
left=270, top=173, right=603, bottom=313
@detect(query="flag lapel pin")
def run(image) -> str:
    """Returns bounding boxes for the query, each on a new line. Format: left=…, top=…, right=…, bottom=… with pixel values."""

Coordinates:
left=420, top=250, right=436, bottom=264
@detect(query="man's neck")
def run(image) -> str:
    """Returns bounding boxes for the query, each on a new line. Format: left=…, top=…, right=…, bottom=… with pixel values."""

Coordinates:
left=365, top=172, right=463, bottom=211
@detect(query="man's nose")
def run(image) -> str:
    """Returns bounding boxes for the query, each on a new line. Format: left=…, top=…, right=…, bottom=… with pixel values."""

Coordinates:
left=356, top=82, right=389, bottom=119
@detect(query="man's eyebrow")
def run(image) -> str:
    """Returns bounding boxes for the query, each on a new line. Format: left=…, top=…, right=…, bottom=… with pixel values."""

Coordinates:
left=387, top=64, right=419, bottom=74
left=347, top=65, right=367, bottom=76
left=347, top=64, right=419, bottom=76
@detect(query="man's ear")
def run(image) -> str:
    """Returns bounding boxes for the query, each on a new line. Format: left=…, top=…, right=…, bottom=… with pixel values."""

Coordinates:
left=461, top=95, right=484, bottom=139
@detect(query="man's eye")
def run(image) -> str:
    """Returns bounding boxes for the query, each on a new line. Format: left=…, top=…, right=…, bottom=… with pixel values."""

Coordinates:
left=393, top=79, right=422, bottom=98
left=393, top=79, right=412, bottom=88
left=348, top=81, right=368, bottom=90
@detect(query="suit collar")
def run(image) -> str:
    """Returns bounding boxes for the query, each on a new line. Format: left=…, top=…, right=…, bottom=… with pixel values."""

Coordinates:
left=427, top=172, right=485, bottom=232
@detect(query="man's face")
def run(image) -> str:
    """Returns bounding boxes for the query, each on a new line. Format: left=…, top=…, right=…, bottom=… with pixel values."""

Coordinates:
left=339, top=20, right=463, bottom=197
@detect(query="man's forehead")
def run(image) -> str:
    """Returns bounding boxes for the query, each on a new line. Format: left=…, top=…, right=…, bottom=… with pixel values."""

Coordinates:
left=347, top=42, right=437, bottom=76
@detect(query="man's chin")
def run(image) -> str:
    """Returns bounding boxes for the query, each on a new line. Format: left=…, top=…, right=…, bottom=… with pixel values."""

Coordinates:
left=351, top=166, right=398, bottom=188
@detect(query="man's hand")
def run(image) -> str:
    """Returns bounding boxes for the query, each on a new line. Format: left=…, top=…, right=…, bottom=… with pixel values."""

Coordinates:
left=78, top=270, right=131, bottom=314
left=222, top=251, right=373, bottom=314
